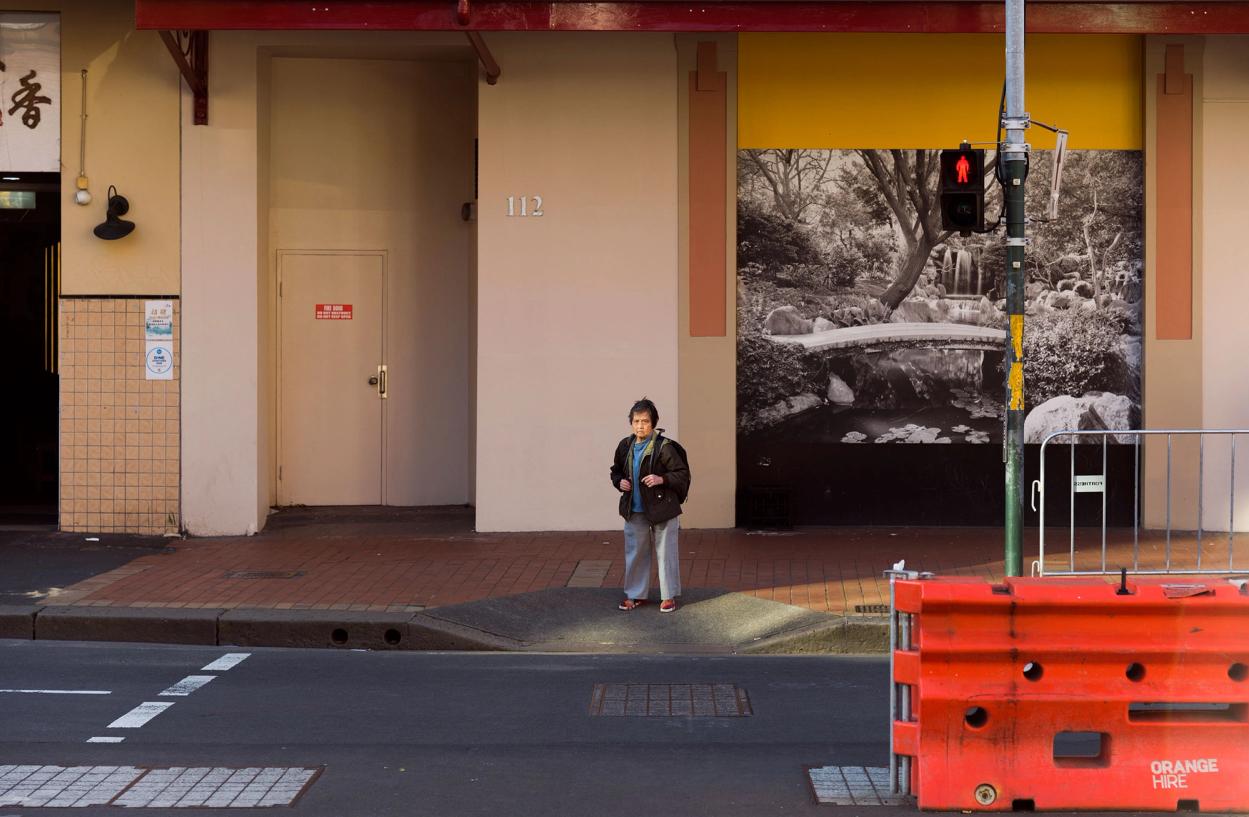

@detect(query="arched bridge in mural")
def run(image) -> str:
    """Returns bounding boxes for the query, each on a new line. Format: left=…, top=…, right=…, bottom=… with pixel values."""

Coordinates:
left=766, top=322, right=1007, bottom=352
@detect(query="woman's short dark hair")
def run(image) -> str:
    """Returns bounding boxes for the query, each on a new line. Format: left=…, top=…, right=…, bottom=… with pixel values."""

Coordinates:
left=628, top=398, right=659, bottom=425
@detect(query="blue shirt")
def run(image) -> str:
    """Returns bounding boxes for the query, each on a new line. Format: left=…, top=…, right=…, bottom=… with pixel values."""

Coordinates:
left=631, top=440, right=648, bottom=513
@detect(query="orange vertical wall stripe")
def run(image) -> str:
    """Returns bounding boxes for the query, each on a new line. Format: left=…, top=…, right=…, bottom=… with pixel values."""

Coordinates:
left=1155, top=44, right=1194, bottom=340
left=689, top=42, right=727, bottom=337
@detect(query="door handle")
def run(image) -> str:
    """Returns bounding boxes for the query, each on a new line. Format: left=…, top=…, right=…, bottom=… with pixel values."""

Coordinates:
left=378, top=365, right=388, bottom=399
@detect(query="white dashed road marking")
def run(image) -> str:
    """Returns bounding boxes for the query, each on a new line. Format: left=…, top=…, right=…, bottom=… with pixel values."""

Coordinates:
left=201, top=654, right=250, bottom=672
left=0, top=689, right=111, bottom=695
left=0, top=766, right=319, bottom=808
left=159, top=675, right=217, bottom=696
left=106, top=702, right=174, bottom=729
left=85, top=737, right=125, bottom=744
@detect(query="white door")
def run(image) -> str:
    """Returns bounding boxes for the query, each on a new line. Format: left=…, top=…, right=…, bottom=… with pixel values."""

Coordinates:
left=278, top=251, right=385, bottom=505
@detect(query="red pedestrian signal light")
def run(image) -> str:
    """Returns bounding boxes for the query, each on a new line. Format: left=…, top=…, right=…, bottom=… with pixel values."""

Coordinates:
left=940, top=147, right=986, bottom=234
left=955, top=154, right=970, bottom=184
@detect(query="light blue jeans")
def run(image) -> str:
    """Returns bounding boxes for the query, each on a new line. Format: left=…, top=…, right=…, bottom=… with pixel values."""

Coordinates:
left=623, top=513, right=681, bottom=601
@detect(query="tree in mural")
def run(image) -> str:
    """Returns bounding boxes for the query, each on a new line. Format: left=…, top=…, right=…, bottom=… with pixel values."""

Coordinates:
left=1025, top=151, right=1143, bottom=298
left=855, top=149, right=1000, bottom=310
left=854, top=150, right=951, bottom=310
left=741, top=149, right=835, bottom=222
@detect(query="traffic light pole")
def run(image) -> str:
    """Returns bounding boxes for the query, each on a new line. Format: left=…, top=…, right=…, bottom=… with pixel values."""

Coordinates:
left=1003, top=0, right=1027, bottom=577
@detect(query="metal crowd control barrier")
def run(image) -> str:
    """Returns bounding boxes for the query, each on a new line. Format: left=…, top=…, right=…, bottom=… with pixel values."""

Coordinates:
left=889, top=574, right=1249, bottom=812
left=1033, top=429, right=1249, bottom=576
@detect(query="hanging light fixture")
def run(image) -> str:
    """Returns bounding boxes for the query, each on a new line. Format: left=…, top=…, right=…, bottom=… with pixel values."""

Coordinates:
left=93, top=185, right=135, bottom=240
left=75, top=69, right=91, bottom=205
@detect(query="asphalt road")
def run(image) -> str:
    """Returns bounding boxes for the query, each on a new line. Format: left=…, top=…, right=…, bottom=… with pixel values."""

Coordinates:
left=0, top=641, right=1165, bottom=816
left=1, top=640, right=893, bottom=815
left=0, top=532, right=164, bottom=606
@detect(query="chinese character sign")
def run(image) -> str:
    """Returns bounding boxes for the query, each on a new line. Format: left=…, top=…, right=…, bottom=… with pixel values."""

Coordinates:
left=0, top=13, right=59, bottom=172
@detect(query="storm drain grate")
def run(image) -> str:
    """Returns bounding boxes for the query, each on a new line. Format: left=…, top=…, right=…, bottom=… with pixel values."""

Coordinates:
left=853, top=604, right=891, bottom=615
left=222, top=570, right=304, bottom=580
left=589, top=683, right=752, bottom=717
left=0, top=765, right=321, bottom=808
left=807, top=766, right=906, bottom=806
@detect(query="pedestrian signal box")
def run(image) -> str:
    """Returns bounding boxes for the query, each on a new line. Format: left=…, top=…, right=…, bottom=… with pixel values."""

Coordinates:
left=939, top=147, right=985, bottom=235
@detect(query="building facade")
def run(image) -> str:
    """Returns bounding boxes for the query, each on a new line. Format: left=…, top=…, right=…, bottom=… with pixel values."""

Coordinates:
left=1, top=0, right=1246, bottom=535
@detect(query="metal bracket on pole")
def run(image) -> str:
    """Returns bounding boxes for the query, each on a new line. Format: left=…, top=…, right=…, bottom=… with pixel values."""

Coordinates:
left=1001, top=114, right=1031, bottom=131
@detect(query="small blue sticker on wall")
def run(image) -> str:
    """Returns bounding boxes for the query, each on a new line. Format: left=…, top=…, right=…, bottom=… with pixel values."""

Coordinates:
left=145, top=341, right=173, bottom=380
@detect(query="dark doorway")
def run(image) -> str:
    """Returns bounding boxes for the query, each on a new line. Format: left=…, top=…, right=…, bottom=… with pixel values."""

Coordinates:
left=0, top=171, right=59, bottom=526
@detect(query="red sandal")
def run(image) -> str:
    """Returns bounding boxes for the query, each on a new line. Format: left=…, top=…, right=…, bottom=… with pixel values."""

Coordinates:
left=618, top=598, right=646, bottom=611
left=659, top=599, right=677, bottom=613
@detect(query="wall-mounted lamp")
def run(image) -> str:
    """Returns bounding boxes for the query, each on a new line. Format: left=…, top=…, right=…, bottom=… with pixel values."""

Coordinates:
left=93, top=185, right=135, bottom=240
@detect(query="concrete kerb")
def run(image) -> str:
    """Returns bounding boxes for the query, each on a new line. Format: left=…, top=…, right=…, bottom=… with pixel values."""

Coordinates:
left=219, top=609, right=418, bottom=650
left=406, top=613, right=529, bottom=651
left=0, top=605, right=42, bottom=639
left=10, top=598, right=892, bottom=654
left=34, top=606, right=225, bottom=645
left=740, top=615, right=889, bottom=655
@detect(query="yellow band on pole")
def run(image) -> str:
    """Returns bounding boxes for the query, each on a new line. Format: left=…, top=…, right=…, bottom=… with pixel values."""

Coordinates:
left=1010, top=314, right=1024, bottom=359
left=1009, top=361, right=1025, bottom=411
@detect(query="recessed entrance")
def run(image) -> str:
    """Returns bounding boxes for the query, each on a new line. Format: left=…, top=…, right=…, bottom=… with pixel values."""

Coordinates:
left=266, top=54, right=475, bottom=508
left=0, top=172, right=59, bottom=526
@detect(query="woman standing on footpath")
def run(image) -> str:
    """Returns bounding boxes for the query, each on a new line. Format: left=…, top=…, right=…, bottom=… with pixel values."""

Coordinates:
left=609, top=399, right=691, bottom=613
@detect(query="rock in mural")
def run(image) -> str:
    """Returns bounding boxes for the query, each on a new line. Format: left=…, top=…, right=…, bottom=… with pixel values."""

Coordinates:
left=827, top=375, right=855, bottom=405
left=1023, top=393, right=1137, bottom=444
left=763, top=305, right=813, bottom=335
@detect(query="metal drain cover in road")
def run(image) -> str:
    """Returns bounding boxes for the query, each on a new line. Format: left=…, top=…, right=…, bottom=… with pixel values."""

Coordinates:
left=0, top=766, right=320, bottom=808
left=589, top=683, right=752, bottom=717
left=807, top=766, right=907, bottom=806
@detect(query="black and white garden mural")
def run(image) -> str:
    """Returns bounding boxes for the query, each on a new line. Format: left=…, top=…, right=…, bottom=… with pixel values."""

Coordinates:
left=736, top=149, right=1143, bottom=524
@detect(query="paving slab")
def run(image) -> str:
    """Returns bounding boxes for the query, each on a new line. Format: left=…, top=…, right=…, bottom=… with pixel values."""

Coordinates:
left=35, top=606, right=223, bottom=645
left=219, top=609, right=416, bottom=650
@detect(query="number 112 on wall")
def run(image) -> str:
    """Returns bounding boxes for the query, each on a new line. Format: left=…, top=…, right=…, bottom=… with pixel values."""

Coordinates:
left=506, top=195, right=544, bottom=217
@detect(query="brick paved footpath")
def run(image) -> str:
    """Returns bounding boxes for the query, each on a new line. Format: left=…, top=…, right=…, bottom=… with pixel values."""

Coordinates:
left=54, top=507, right=1247, bottom=614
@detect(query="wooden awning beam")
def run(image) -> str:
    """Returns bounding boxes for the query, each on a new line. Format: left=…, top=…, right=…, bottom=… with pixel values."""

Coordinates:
left=158, top=30, right=209, bottom=125
left=466, top=31, right=501, bottom=85
left=136, top=1, right=1249, bottom=35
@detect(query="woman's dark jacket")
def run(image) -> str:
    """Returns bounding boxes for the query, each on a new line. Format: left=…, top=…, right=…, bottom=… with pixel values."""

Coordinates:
left=609, top=432, right=690, bottom=523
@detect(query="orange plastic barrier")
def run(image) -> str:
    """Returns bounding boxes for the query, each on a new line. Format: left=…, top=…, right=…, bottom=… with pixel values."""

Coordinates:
left=891, top=576, right=1249, bottom=811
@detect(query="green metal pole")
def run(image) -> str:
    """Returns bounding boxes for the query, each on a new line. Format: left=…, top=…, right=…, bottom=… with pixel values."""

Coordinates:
left=1003, top=0, right=1026, bottom=577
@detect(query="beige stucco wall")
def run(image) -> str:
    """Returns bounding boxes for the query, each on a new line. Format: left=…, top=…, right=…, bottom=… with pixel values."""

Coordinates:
left=181, top=33, right=264, bottom=535
left=1143, top=35, right=1249, bottom=532
left=1197, top=36, right=1249, bottom=531
left=475, top=33, right=680, bottom=531
left=23, top=0, right=181, bottom=295
left=1142, top=36, right=1204, bottom=530
left=676, top=34, right=737, bottom=529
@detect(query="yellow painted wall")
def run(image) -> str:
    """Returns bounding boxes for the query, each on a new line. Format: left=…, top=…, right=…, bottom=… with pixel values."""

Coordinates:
left=16, top=0, right=182, bottom=294
left=740, top=34, right=1143, bottom=150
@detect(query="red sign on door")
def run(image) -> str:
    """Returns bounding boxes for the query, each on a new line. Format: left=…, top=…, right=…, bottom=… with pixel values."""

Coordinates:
left=315, top=304, right=353, bottom=320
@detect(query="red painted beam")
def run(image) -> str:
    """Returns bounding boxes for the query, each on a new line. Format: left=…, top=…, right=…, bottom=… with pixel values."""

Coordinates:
left=135, top=0, right=1249, bottom=34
